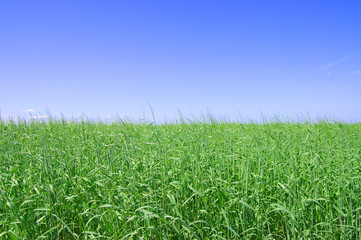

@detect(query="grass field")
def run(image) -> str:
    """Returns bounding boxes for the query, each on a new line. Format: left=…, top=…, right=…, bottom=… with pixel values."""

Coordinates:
left=0, top=119, right=360, bottom=239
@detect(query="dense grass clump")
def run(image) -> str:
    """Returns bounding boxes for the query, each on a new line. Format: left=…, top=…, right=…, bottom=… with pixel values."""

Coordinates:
left=0, top=119, right=360, bottom=239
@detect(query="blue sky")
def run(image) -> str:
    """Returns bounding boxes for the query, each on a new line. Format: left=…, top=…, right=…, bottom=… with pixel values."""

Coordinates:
left=1, top=1, right=360, bottom=122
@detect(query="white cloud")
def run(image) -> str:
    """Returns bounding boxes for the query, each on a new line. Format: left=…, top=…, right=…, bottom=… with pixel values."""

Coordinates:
left=24, top=108, right=37, bottom=113
left=30, top=115, right=48, bottom=120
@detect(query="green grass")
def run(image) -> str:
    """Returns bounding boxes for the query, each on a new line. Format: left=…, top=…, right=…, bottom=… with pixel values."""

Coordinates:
left=0, top=119, right=361, bottom=239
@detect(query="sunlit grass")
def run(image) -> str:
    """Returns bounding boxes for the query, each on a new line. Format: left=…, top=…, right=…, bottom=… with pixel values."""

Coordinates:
left=0, top=118, right=360, bottom=239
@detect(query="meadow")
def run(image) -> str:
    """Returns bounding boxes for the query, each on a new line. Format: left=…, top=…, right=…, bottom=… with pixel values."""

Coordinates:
left=0, top=119, right=360, bottom=239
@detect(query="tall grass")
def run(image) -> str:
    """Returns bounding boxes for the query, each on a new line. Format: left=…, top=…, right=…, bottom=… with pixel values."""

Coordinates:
left=0, top=119, right=360, bottom=239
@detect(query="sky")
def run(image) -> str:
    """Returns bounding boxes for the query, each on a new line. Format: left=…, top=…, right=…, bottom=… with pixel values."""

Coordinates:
left=1, top=1, right=360, bottom=122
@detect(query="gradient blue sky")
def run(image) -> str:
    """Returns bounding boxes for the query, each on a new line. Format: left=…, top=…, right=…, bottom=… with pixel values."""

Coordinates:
left=1, top=1, right=360, bottom=122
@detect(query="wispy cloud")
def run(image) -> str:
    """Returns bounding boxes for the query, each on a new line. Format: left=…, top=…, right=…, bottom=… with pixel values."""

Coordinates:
left=24, top=108, right=37, bottom=113
left=338, top=69, right=361, bottom=80
left=352, top=69, right=361, bottom=76
left=320, top=50, right=361, bottom=70
left=320, top=61, right=337, bottom=70
left=339, top=51, right=361, bottom=63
